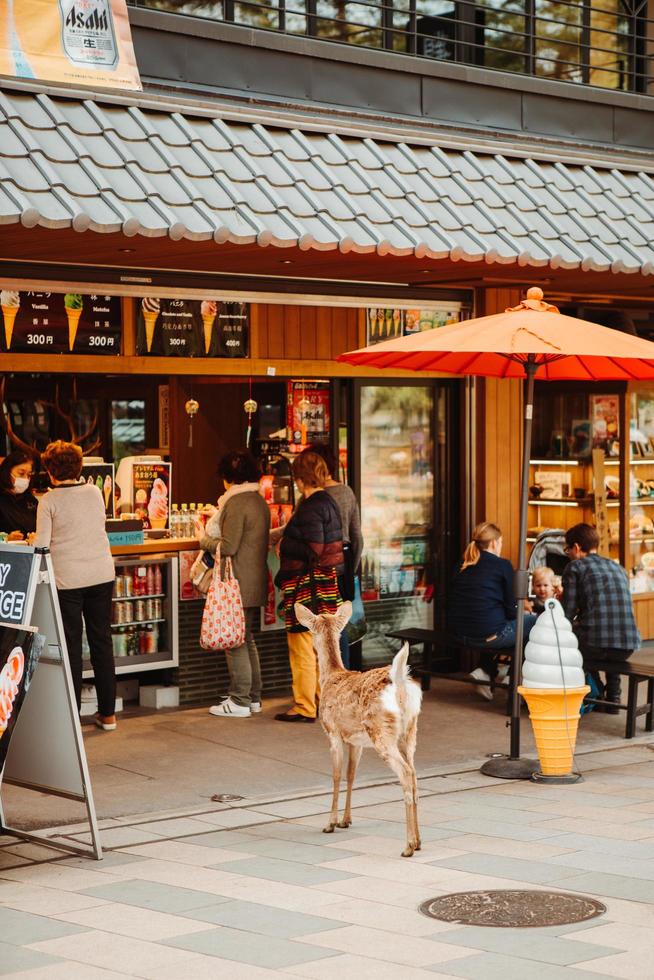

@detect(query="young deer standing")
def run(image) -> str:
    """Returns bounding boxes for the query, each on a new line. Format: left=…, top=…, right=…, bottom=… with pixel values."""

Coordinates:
left=295, top=601, right=422, bottom=857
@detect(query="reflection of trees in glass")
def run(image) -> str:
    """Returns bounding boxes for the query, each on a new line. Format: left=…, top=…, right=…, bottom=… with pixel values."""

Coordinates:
left=315, top=0, right=382, bottom=45
left=141, top=0, right=224, bottom=15
left=137, top=0, right=639, bottom=90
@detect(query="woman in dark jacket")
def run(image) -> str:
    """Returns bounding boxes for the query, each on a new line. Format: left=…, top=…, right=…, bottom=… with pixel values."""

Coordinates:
left=0, top=449, right=39, bottom=540
left=449, top=521, right=536, bottom=701
left=274, top=451, right=344, bottom=723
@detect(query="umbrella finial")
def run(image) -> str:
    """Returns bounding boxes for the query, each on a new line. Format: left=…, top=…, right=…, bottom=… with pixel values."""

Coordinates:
left=527, top=287, right=544, bottom=301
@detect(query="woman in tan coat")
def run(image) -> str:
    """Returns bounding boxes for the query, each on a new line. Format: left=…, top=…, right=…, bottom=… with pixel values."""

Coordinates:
left=196, top=450, right=270, bottom=718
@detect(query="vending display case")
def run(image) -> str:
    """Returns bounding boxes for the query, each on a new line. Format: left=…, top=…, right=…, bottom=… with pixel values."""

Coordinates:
left=82, top=550, right=179, bottom=679
left=358, top=384, right=434, bottom=615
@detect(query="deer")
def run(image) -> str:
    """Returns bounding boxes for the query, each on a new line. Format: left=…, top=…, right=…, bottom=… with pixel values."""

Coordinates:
left=294, top=601, right=423, bottom=857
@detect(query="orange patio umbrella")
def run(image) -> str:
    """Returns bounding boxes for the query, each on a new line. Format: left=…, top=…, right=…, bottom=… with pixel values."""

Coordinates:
left=339, top=288, right=654, bottom=779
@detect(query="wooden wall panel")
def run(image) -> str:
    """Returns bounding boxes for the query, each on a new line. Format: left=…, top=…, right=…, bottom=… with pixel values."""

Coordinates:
left=477, top=288, right=523, bottom=564
left=253, top=304, right=361, bottom=361
left=169, top=377, right=249, bottom=504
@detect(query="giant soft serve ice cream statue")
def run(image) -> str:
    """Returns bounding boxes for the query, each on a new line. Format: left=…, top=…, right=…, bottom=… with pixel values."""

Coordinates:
left=518, top=598, right=589, bottom=782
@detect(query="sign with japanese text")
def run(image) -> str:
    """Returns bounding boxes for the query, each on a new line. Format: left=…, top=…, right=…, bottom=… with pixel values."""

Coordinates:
left=131, top=462, right=170, bottom=530
left=0, top=0, right=141, bottom=91
left=286, top=380, right=331, bottom=447
left=136, top=298, right=249, bottom=358
left=0, top=290, right=121, bottom=354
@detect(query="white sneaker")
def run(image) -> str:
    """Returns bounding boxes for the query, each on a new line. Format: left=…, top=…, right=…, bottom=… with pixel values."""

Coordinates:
left=250, top=701, right=262, bottom=713
left=496, top=664, right=510, bottom=684
left=470, top=667, right=493, bottom=701
left=209, top=698, right=251, bottom=718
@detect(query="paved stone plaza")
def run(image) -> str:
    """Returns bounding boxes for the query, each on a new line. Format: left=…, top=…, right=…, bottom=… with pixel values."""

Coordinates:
left=1, top=742, right=654, bottom=979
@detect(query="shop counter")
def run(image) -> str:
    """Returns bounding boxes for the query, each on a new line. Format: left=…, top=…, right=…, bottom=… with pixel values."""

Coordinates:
left=82, top=539, right=198, bottom=681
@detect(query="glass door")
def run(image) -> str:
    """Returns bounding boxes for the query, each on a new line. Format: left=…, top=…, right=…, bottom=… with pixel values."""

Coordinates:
left=356, top=382, right=459, bottom=662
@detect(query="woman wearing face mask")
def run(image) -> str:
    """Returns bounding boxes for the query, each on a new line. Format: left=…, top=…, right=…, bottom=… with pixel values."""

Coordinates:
left=0, top=450, right=39, bottom=541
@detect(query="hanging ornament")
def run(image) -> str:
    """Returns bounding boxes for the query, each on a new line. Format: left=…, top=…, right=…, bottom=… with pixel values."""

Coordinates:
left=244, top=397, right=258, bottom=448
left=185, top=398, right=199, bottom=448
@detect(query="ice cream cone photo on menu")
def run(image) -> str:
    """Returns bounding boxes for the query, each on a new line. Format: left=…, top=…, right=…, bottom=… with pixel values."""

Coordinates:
left=0, top=290, right=20, bottom=350
left=148, top=477, right=169, bottom=528
left=201, top=300, right=217, bottom=354
left=142, top=297, right=160, bottom=352
left=64, top=294, right=83, bottom=351
left=0, top=647, right=25, bottom=737
left=518, top=598, right=588, bottom=781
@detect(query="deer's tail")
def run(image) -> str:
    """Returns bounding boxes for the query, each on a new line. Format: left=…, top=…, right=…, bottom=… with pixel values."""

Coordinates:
left=389, top=643, right=410, bottom=689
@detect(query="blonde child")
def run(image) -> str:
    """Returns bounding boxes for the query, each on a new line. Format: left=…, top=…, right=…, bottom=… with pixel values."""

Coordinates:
left=530, top=566, right=562, bottom=614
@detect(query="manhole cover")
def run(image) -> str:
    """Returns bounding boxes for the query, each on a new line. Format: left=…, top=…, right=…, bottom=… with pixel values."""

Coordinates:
left=211, top=793, right=244, bottom=803
left=419, top=890, right=606, bottom=928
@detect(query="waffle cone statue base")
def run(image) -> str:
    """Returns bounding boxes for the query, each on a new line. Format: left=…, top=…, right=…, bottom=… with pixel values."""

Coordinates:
left=518, top=685, right=589, bottom=780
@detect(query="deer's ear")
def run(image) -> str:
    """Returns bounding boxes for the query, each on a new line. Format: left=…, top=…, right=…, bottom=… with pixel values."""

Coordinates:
left=294, top=603, right=316, bottom=630
left=334, top=601, right=352, bottom=632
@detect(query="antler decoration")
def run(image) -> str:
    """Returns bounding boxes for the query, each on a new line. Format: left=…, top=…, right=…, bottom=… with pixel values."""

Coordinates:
left=0, top=377, right=41, bottom=458
left=42, top=384, right=101, bottom=456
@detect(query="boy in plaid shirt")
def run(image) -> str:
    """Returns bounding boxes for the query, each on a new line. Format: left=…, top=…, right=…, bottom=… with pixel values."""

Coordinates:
left=561, top=523, right=640, bottom=713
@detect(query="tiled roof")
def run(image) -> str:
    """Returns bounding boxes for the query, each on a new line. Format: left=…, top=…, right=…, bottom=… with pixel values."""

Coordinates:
left=1, top=87, right=654, bottom=274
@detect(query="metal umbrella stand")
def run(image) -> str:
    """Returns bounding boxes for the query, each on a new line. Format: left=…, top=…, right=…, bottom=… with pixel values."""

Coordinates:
left=340, top=287, right=654, bottom=779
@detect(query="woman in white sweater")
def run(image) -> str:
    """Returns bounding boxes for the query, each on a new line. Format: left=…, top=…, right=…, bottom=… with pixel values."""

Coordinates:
left=34, top=441, right=116, bottom=731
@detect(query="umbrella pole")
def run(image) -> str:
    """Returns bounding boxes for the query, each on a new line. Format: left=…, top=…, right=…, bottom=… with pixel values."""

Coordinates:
left=481, top=356, right=539, bottom=780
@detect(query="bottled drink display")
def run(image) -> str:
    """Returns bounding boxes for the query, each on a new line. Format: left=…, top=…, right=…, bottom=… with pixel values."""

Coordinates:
left=110, top=562, right=165, bottom=656
left=169, top=502, right=208, bottom=538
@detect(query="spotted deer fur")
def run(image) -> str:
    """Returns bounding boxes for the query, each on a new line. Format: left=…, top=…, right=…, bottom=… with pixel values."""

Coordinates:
left=295, top=601, right=423, bottom=857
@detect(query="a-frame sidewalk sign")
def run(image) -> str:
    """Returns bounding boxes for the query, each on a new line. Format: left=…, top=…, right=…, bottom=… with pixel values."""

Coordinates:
left=0, top=544, right=102, bottom=859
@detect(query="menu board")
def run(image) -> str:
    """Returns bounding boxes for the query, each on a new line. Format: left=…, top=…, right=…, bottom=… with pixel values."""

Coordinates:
left=82, top=463, right=116, bottom=519
left=0, top=625, right=42, bottom=774
left=0, top=291, right=121, bottom=354
left=136, top=298, right=249, bottom=357
left=366, top=306, right=462, bottom=346
left=132, top=462, right=171, bottom=530
left=287, top=381, right=331, bottom=447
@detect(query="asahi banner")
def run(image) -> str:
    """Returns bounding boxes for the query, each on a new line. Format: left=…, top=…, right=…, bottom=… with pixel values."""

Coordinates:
left=0, top=0, right=141, bottom=91
left=0, top=290, right=122, bottom=354
left=136, top=298, right=249, bottom=358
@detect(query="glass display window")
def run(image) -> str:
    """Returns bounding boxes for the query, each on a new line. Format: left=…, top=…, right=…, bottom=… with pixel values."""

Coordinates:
left=359, top=385, right=435, bottom=642
left=529, top=384, right=621, bottom=566
left=628, top=388, right=654, bottom=595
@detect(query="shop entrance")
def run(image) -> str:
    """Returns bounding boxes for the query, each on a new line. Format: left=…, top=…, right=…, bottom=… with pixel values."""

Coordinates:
left=352, top=380, right=462, bottom=665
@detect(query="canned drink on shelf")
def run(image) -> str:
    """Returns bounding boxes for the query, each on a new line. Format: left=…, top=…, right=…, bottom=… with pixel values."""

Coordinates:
left=123, top=574, right=133, bottom=597
left=150, top=623, right=159, bottom=652
left=153, top=598, right=163, bottom=619
left=113, top=576, right=124, bottom=598
left=145, top=598, right=156, bottom=621
left=112, top=602, right=125, bottom=624
left=135, top=599, right=147, bottom=622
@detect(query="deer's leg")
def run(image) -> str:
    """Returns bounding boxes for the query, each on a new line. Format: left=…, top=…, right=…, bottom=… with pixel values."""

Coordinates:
left=400, top=718, right=420, bottom=851
left=323, top=733, right=344, bottom=834
left=338, top=744, right=363, bottom=829
left=374, top=736, right=420, bottom=857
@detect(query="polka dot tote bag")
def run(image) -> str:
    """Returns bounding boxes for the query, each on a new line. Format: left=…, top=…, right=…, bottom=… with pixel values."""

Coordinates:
left=200, top=545, right=246, bottom=651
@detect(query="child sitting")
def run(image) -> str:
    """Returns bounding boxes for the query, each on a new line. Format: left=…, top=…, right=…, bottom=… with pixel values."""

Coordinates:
left=530, top=566, right=562, bottom=614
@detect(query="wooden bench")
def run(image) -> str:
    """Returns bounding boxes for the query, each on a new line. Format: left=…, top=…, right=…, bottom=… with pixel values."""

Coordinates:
left=386, top=632, right=654, bottom=739
left=385, top=628, right=512, bottom=700
left=583, top=658, right=654, bottom=739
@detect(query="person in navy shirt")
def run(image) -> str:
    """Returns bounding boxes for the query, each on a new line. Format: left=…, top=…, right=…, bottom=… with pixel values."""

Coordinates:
left=449, top=521, right=537, bottom=701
